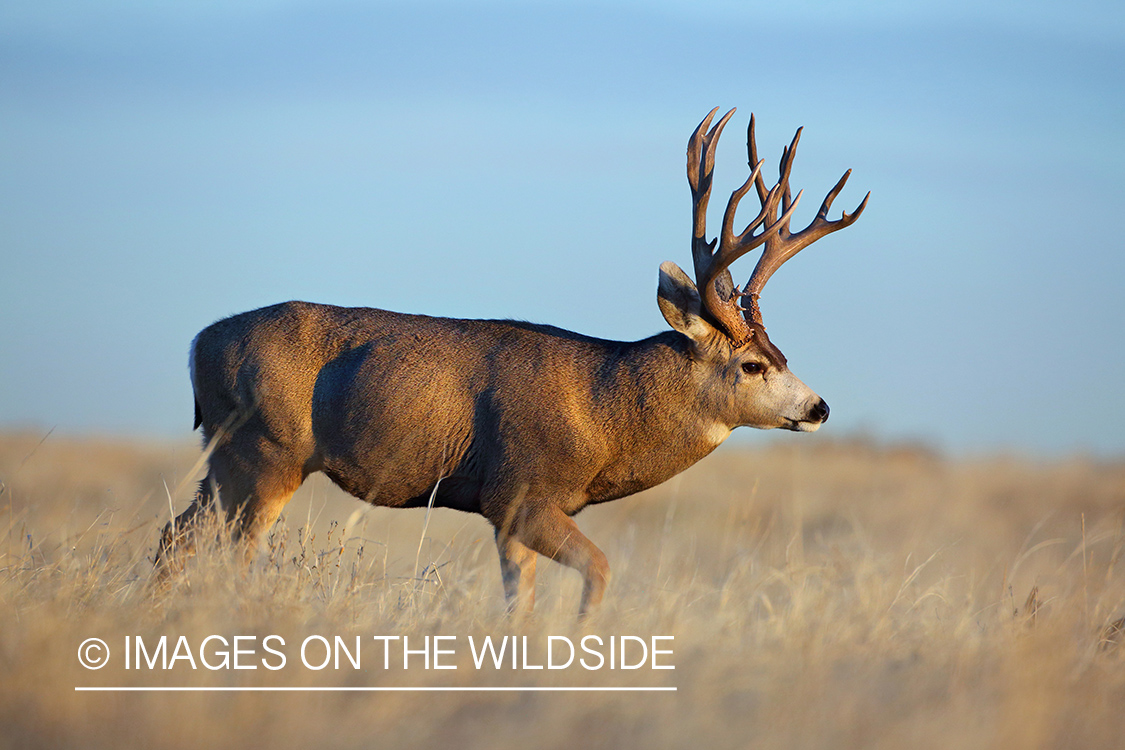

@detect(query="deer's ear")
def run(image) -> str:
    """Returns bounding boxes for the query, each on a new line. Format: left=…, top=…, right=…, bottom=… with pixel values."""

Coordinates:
left=657, top=261, right=719, bottom=344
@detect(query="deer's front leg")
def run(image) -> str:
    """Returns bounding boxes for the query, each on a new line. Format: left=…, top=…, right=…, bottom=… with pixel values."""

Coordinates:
left=518, top=505, right=610, bottom=616
left=495, top=531, right=538, bottom=614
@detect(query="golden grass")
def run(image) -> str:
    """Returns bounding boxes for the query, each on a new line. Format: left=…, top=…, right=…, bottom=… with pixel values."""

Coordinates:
left=2, top=430, right=1124, bottom=749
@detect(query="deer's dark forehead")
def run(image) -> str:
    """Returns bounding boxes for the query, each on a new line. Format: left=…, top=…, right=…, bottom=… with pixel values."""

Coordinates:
left=744, top=327, right=788, bottom=368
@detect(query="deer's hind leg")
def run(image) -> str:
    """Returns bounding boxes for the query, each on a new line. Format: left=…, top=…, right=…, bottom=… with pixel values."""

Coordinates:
left=154, top=474, right=219, bottom=581
left=215, top=450, right=304, bottom=553
left=154, top=443, right=304, bottom=580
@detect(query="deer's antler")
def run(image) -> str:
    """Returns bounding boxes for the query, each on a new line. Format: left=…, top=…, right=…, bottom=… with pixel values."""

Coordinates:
left=687, top=108, right=868, bottom=341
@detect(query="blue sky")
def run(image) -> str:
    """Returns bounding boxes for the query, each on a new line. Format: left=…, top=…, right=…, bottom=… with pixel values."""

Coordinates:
left=1, top=0, right=1123, bottom=456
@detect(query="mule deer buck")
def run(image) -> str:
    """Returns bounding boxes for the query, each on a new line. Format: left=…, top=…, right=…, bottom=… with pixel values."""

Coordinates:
left=156, top=108, right=868, bottom=614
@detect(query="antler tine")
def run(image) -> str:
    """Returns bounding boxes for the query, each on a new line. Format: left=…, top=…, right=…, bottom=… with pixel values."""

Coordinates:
left=774, top=127, right=803, bottom=230
left=821, top=169, right=871, bottom=224
left=696, top=173, right=803, bottom=343
left=742, top=132, right=869, bottom=326
left=719, top=158, right=772, bottom=253
left=686, top=107, right=719, bottom=196
left=700, top=166, right=800, bottom=310
left=747, top=114, right=769, bottom=207
left=688, top=107, right=737, bottom=283
left=696, top=160, right=771, bottom=323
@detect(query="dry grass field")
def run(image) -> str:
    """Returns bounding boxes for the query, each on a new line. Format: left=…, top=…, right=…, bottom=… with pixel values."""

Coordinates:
left=2, top=430, right=1124, bottom=749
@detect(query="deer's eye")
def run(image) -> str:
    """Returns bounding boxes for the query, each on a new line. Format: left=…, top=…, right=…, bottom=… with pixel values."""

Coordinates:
left=741, top=361, right=764, bottom=376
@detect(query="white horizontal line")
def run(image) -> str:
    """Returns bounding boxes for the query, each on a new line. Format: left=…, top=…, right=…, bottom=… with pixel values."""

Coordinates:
left=75, top=686, right=676, bottom=692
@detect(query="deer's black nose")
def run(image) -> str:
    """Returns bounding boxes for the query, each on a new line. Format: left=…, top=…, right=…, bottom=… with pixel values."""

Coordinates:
left=811, top=399, right=830, bottom=423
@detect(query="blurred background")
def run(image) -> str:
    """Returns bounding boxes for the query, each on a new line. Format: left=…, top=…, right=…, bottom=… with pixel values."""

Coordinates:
left=1, top=0, right=1122, bottom=456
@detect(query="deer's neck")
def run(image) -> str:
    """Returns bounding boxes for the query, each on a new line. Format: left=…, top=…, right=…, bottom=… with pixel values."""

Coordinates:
left=582, top=333, right=732, bottom=501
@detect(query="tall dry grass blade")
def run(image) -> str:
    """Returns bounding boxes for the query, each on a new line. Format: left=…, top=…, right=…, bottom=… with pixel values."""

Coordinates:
left=1023, top=586, right=1040, bottom=627
left=413, top=474, right=444, bottom=591
left=1083, top=512, right=1090, bottom=628
left=1099, top=617, right=1125, bottom=651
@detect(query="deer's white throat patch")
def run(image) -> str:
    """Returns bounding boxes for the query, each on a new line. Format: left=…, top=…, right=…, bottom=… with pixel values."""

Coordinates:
left=704, top=421, right=732, bottom=445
